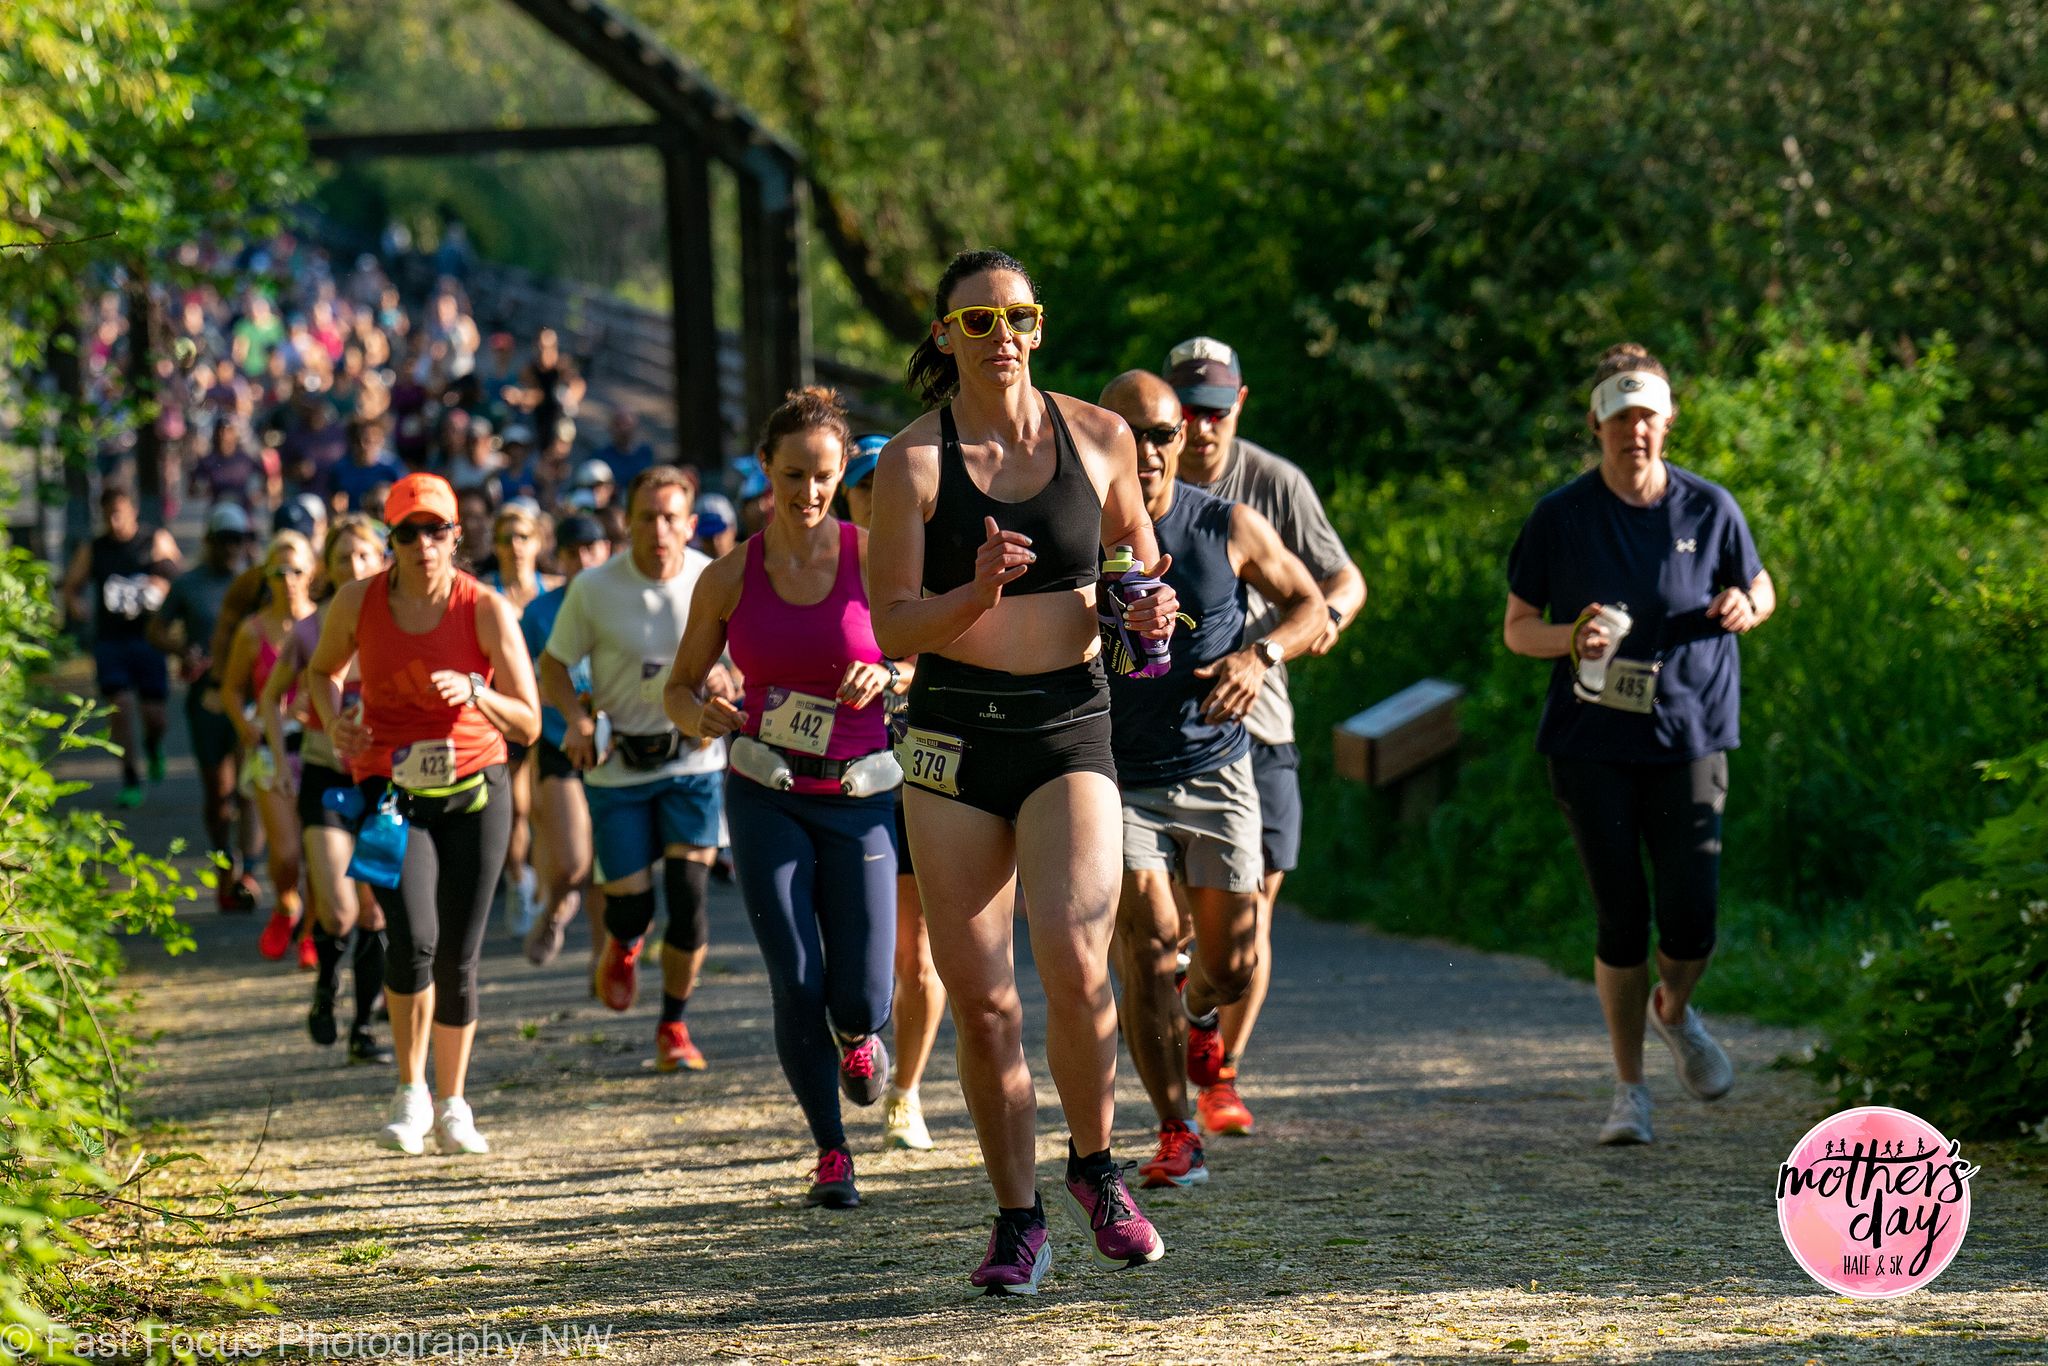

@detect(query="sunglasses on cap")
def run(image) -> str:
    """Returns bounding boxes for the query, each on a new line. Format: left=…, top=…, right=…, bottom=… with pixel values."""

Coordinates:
left=391, top=520, right=459, bottom=546
left=939, top=303, right=1044, bottom=340
left=1134, top=420, right=1185, bottom=448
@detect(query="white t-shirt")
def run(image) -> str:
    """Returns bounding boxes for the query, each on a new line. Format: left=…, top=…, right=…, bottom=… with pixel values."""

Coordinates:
left=544, top=549, right=725, bottom=787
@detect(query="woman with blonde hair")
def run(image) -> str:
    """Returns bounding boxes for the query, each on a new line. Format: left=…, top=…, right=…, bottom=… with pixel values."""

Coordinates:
left=221, top=529, right=318, bottom=965
left=261, top=514, right=395, bottom=1062
left=484, top=502, right=562, bottom=934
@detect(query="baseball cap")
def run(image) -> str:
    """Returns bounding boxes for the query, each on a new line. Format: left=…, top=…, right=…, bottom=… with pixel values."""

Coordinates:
left=501, top=423, right=534, bottom=447
left=385, top=472, right=460, bottom=527
left=555, top=512, right=606, bottom=547
left=272, top=500, right=320, bottom=538
left=1166, top=336, right=1244, bottom=410
left=1590, top=370, right=1674, bottom=423
left=732, top=454, right=770, bottom=502
left=573, top=458, right=616, bottom=489
left=206, top=503, right=253, bottom=538
left=694, top=492, right=736, bottom=537
left=843, top=433, right=888, bottom=490
left=562, top=487, right=600, bottom=512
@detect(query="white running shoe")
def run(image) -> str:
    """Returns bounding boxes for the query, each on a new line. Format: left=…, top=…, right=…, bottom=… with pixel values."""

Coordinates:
left=506, top=868, right=541, bottom=937
left=1648, top=988, right=1735, bottom=1100
left=378, top=1082, right=434, bottom=1155
left=1597, top=1081, right=1654, bottom=1146
left=883, top=1087, right=934, bottom=1151
left=432, top=1096, right=491, bottom=1155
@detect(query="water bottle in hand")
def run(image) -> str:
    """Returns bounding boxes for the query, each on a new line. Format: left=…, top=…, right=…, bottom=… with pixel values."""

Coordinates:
left=1098, top=545, right=1171, bottom=679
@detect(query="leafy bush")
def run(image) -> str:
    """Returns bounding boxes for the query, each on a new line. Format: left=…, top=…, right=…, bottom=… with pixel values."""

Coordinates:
left=1810, top=744, right=2048, bottom=1144
left=0, top=547, right=201, bottom=1357
left=1289, top=306, right=2046, bottom=1022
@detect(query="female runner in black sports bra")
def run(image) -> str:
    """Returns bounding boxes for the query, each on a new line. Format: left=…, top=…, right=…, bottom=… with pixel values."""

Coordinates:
left=869, top=249, right=1180, bottom=1294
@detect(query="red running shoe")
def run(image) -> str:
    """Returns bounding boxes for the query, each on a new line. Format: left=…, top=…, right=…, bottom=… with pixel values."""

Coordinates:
left=1138, top=1121, right=1209, bottom=1189
left=1186, top=1016, right=1227, bottom=1088
left=597, top=938, right=641, bottom=1013
left=258, top=909, right=297, bottom=960
left=654, top=1020, right=706, bottom=1072
left=1196, top=1068, right=1256, bottom=1136
left=296, top=934, right=319, bottom=971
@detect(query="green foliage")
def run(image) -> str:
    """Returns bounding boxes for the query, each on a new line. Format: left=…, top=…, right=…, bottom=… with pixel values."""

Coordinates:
left=1810, top=743, right=2048, bottom=1145
left=0, top=0, right=320, bottom=370
left=0, top=547, right=217, bottom=1355
left=1288, top=307, right=2046, bottom=1022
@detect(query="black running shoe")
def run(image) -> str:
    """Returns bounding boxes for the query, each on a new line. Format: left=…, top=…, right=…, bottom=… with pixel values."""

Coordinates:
left=348, top=1029, right=394, bottom=1065
left=308, top=988, right=338, bottom=1047
left=806, top=1147, right=859, bottom=1208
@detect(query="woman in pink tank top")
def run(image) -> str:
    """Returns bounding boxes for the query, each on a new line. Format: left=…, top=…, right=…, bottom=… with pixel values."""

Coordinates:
left=664, top=386, right=900, bottom=1211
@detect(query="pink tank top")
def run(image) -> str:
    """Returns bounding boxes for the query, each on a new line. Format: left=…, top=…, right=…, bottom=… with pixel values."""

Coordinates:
left=726, top=521, right=886, bottom=794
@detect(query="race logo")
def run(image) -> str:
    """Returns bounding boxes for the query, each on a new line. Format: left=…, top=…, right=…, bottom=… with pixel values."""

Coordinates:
left=1776, top=1106, right=1977, bottom=1298
left=1675, top=538, right=1698, bottom=553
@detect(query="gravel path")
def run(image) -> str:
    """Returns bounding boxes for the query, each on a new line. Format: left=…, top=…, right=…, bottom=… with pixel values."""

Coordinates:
left=69, top=731, right=2048, bottom=1365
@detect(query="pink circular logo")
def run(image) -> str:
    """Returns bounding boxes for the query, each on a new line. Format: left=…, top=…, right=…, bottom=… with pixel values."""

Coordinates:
left=1777, top=1106, right=1977, bottom=1297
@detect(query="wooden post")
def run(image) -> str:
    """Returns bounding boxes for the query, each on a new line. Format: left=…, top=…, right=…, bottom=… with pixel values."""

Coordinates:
left=126, top=280, right=164, bottom=527
left=738, top=150, right=808, bottom=451
left=662, top=137, right=721, bottom=468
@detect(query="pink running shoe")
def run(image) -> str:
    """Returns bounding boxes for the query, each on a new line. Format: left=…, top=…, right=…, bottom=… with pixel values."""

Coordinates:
left=1063, top=1162, right=1165, bottom=1270
left=806, top=1146, right=859, bottom=1209
left=970, top=1213, right=1052, bottom=1295
left=837, top=1034, right=888, bottom=1107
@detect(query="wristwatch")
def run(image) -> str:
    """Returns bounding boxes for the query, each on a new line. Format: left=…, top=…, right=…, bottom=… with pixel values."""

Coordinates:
left=466, top=672, right=487, bottom=706
left=1326, top=603, right=1344, bottom=628
left=883, top=658, right=901, bottom=689
left=1255, top=638, right=1285, bottom=669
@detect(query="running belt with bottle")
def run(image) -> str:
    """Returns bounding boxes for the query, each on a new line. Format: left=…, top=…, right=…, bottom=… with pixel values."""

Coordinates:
left=725, top=520, right=894, bottom=796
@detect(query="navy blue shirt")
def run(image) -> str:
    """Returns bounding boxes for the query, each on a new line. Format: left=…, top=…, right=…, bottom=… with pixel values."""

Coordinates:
left=1108, top=481, right=1253, bottom=787
left=1507, top=464, right=1763, bottom=763
left=322, top=454, right=408, bottom=512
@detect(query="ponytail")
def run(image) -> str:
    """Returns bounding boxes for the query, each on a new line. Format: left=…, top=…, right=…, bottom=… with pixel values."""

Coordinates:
left=904, top=248, right=1037, bottom=410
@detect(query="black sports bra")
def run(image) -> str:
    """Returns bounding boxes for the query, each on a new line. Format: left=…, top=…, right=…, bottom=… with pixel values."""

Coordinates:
left=922, top=390, right=1102, bottom=597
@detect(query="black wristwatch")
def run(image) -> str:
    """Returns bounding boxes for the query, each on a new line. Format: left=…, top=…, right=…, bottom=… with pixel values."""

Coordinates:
left=883, top=658, right=901, bottom=689
left=1326, top=603, right=1344, bottom=628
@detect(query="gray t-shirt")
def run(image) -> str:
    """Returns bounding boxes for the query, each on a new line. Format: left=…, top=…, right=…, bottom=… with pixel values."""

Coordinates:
left=1182, top=437, right=1350, bottom=746
left=158, top=563, right=240, bottom=683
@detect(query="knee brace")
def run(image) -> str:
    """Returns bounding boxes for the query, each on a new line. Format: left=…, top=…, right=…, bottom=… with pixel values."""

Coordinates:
left=662, top=859, right=710, bottom=953
left=603, top=887, right=658, bottom=944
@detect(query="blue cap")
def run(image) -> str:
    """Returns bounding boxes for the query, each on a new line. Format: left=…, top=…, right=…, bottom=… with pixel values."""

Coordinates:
left=694, top=492, right=736, bottom=537
left=733, top=455, right=769, bottom=502
left=844, top=434, right=888, bottom=490
left=272, top=500, right=320, bottom=538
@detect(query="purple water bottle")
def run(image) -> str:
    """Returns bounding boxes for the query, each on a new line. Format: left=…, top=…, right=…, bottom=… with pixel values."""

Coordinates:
left=1098, top=544, right=1172, bottom=679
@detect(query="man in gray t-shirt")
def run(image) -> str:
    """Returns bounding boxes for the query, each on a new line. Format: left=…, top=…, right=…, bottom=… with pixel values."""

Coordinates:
left=1164, top=335, right=1367, bottom=1137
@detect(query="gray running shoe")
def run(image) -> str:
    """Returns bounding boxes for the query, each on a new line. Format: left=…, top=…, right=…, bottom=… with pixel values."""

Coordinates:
left=1597, top=1082, right=1654, bottom=1145
left=1648, top=993, right=1735, bottom=1100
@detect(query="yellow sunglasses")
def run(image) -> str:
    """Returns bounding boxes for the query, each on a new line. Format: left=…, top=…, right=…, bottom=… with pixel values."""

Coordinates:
left=939, top=303, right=1044, bottom=340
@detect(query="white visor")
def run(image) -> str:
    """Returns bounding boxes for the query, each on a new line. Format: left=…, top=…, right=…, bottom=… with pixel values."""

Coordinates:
left=1590, top=371, right=1674, bottom=423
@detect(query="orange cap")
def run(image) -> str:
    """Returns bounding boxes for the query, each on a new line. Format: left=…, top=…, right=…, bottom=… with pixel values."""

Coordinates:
left=385, top=473, right=459, bottom=528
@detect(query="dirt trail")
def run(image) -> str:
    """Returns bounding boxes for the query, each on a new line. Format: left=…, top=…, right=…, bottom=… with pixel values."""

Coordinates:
left=62, top=729, right=2047, bottom=1365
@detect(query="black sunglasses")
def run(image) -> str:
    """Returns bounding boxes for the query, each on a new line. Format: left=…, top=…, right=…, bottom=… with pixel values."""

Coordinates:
left=391, top=520, right=459, bottom=546
left=1135, top=421, right=1185, bottom=448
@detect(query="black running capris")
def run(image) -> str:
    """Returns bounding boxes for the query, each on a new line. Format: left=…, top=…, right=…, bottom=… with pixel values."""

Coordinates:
left=1547, top=752, right=1728, bottom=968
left=357, top=764, right=513, bottom=1026
left=900, top=656, right=1117, bottom=822
left=297, top=757, right=359, bottom=830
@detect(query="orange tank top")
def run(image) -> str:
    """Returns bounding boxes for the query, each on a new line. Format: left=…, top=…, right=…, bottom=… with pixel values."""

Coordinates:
left=352, top=569, right=507, bottom=781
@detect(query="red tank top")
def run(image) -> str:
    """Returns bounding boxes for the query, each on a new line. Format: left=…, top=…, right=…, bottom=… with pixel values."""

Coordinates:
left=727, top=521, right=886, bottom=794
left=352, top=570, right=507, bottom=781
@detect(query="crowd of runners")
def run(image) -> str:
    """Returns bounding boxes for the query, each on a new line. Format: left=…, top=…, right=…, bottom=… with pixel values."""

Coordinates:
left=70, top=238, right=1772, bottom=1295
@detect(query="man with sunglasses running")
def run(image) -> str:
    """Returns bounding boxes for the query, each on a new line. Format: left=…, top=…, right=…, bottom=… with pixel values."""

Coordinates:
left=1163, top=336, right=1366, bottom=1138
left=1098, top=370, right=1326, bottom=1187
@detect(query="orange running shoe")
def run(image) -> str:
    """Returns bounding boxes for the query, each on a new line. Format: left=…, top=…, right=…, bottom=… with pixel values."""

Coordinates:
left=654, top=1020, right=706, bottom=1072
left=1138, top=1121, right=1209, bottom=1189
left=1186, top=1015, right=1226, bottom=1088
left=257, top=909, right=297, bottom=961
left=1196, top=1068, right=1255, bottom=1136
left=296, top=934, right=319, bottom=971
left=597, top=938, right=641, bottom=1013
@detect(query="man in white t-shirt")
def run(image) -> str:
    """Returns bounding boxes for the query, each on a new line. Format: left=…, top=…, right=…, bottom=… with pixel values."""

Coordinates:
left=540, top=466, right=729, bottom=1072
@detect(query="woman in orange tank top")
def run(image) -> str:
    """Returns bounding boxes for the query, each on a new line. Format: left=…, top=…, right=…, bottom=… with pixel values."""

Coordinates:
left=307, top=473, right=540, bottom=1157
